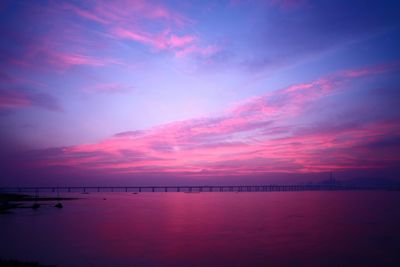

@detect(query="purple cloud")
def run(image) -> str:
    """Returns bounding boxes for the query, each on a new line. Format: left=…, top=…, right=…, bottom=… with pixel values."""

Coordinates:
left=0, top=88, right=61, bottom=112
left=11, top=62, right=399, bottom=177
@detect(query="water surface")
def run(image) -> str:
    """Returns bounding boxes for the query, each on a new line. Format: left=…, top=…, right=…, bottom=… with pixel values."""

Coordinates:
left=1, top=192, right=400, bottom=266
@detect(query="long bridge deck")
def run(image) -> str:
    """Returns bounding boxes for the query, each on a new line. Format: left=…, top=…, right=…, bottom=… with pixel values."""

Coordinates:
left=1, top=184, right=399, bottom=194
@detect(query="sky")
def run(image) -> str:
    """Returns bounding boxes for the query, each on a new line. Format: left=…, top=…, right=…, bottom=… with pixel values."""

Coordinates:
left=1, top=0, right=400, bottom=186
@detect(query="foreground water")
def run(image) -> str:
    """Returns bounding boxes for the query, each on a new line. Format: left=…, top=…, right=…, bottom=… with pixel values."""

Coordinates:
left=1, top=191, right=400, bottom=267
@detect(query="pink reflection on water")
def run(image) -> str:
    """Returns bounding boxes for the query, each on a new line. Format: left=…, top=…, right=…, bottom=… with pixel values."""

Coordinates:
left=1, top=192, right=400, bottom=266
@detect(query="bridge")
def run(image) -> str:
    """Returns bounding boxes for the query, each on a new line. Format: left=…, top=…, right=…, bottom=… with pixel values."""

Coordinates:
left=1, top=184, right=399, bottom=194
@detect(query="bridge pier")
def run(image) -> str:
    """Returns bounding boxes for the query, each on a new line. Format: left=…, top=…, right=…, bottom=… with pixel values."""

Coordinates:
left=0, top=184, right=385, bottom=194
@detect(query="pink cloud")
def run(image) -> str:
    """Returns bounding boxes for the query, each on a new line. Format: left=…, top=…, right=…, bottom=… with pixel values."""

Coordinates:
left=341, top=61, right=400, bottom=78
left=62, top=3, right=109, bottom=24
left=113, top=28, right=217, bottom=57
left=85, top=83, right=134, bottom=94
left=62, top=0, right=189, bottom=26
left=49, top=52, right=115, bottom=68
left=2, top=0, right=201, bottom=74
left=175, top=45, right=220, bottom=58
left=26, top=62, right=400, bottom=175
left=168, top=35, right=197, bottom=48
left=112, top=28, right=160, bottom=48
left=0, top=89, right=61, bottom=111
left=61, top=1, right=216, bottom=58
left=2, top=34, right=118, bottom=70
left=0, top=72, right=61, bottom=111
left=0, top=89, right=32, bottom=109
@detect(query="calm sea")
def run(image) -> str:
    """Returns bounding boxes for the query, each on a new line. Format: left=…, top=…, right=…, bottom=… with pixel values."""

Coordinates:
left=1, top=191, right=400, bottom=267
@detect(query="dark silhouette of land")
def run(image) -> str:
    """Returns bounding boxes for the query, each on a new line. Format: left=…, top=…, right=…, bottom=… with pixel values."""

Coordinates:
left=0, top=259, right=55, bottom=267
left=0, top=193, right=76, bottom=213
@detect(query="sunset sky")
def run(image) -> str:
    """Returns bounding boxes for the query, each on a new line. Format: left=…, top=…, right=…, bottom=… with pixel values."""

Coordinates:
left=1, top=0, right=400, bottom=185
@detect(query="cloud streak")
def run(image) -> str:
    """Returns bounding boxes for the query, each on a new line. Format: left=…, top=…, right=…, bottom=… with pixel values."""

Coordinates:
left=85, top=83, right=134, bottom=94
left=0, top=71, right=61, bottom=112
left=0, top=88, right=61, bottom=111
left=62, top=0, right=219, bottom=58
left=23, top=62, right=400, bottom=176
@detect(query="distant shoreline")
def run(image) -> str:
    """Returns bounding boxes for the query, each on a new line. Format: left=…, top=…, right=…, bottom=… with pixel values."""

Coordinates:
left=1, top=184, right=399, bottom=195
left=0, top=193, right=77, bottom=214
left=0, top=259, right=55, bottom=267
